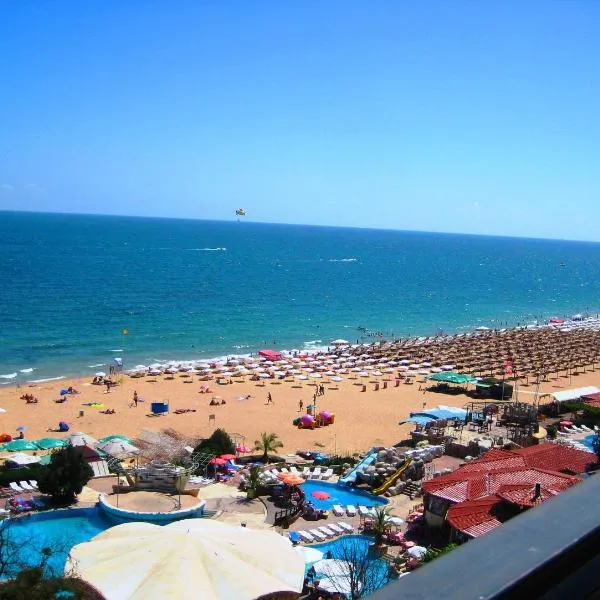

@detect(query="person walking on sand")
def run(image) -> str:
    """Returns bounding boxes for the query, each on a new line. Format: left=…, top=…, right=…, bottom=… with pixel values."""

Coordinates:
left=298, top=399, right=304, bottom=412
left=133, top=391, right=138, bottom=407
left=266, top=392, right=273, bottom=405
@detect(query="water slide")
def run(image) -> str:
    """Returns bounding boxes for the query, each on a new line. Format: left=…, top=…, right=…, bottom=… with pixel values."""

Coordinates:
left=372, top=458, right=412, bottom=495
left=338, top=449, right=378, bottom=486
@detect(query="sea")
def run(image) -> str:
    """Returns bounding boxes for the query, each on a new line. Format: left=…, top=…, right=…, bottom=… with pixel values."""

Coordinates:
left=2, top=211, right=600, bottom=383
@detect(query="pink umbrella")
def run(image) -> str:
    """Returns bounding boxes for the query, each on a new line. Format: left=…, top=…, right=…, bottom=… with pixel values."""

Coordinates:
left=311, top=491, right=330, bottom=500
left=219, top=454, right=237, bottom=461
left=209, top=457, right=226, bottom=465
left=236, top=446, right=251, bottom=453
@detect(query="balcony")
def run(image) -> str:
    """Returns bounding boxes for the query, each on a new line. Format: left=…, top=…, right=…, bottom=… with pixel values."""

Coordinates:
left=368, top=471, right=600, bottom=599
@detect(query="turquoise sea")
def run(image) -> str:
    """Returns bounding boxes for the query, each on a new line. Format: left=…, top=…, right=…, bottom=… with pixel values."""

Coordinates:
left=2, top=211, right=600, bottom=382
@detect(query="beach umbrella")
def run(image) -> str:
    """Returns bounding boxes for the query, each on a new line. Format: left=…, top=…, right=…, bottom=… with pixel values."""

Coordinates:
left=98, top=434, right=131, bottom=444
left=3, top=439, right=39, bottom=452
left=219, top=454, right=237, bottom=461
left=16, top=426, right=26, bottom=432
left=65, top=432, right=98, bottom=447
left=282, top=476, right=304, bottom=486
left=294, top=545, right=324, bottom=564
left=0, top=408, right=6, bottom=414
left=209, top=457, right=226, bottom=466
left=34, top=437, right=68, bottom=450
left=313, top=558, right=353, bottom=578
left=68, top=519, right=305, bottom=600
left=407, top=545, right=428, bottom=559
left=236, top=446, right=251, bottom=453
left=95, top=371, right=106, bottom=377
left=98, top=439, right=139, bottom=458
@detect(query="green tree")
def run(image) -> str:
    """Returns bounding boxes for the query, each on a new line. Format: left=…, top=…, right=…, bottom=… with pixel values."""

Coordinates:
left=253, top=432, right=283, bottom=463
left=37, top=446, right=93, bottom=503
left=244, top=465, right=262, bottom=499
left=193, top=428, right=235, bottom=458
left=371, top=506, right=392, bottom=546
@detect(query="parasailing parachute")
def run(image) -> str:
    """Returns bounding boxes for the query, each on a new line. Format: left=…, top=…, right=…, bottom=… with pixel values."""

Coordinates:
left=235, top=208, right=246, bottom=218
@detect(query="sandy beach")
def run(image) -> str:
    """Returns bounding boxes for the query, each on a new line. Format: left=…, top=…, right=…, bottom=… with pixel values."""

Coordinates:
left=1, top=363, right=599, bottom=455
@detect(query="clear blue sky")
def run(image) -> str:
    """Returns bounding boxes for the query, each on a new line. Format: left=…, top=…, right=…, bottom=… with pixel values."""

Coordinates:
left=1, top=1, right=599, bottom=240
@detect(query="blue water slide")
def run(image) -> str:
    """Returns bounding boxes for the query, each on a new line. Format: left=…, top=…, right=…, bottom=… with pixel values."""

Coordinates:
left=338, top=449, right=378, bottom=486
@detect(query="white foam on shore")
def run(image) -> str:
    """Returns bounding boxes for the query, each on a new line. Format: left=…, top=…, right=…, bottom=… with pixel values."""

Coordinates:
left=0, top=373, right=17, bottom=379
left=27, top=376, right=66, bottom=383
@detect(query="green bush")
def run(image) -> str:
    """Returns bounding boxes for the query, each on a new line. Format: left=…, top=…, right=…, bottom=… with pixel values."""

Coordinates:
left=0, top=465, right=44, bottom=487
left=193, top=428, right=235, bottom=459
left=546, top=424, right=557, bottom=440
left=37, top=446, right=93, bottom=503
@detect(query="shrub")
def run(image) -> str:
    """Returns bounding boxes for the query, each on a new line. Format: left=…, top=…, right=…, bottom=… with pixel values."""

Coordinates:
left=546, top=424, right=557, bottom=440
left=193, top=428, right=235, bottom=458
left=37, top=446, right=93, bottom=503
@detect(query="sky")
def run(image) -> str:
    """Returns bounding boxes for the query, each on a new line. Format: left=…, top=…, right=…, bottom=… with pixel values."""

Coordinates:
left=1, top=1, right=599, bottom=240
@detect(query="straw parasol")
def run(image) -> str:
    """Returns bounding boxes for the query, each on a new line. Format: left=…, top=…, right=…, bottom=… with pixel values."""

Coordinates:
left=68, top=519, right=305, bottom=600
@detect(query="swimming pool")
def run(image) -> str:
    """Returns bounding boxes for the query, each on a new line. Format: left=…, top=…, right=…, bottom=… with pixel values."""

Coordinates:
left=308, top=534, right=392, bottom=597
left=301, top=480, right=387, bottom=511
left=0, top=507, right=112, bottom=578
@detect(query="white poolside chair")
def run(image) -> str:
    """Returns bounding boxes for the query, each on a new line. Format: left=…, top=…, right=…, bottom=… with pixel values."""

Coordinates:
left=386, top=516, right=404, bottom=526
left=19, top=481, right=34, bottom=491
left=332, top=504, right=345, bottom=516
left=318, top=526, right=335, bottom=538
left=29, top=480, right=38, bottom=489
left=9, top=482, right=23, bottom=493
left=297, top=530, right=315, bottom=543
left=338, top=522, right=354, bottom=532
left=302, top=467, right=311, bottom=478
left=321, top=468, right=333, bottom=480
left=309, top=529, right=327, bottom=542
left=358, top=505, right=370, bottom=517
left=346, top=505, right=357, bottom=517
left=329, top=523, right=344, bottom=535
left=279, top=467, right=290, bottom=475
left=311, top=467, right=322, bottom=479
left=580, top=425, right=593, bottom=432
left=289, top=466, right=301, bottom=476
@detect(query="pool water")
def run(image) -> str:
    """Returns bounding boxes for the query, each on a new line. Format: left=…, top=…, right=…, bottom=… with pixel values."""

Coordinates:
left=301, top=480, right=387, bottom=511
left=309, top=534, right=392, bottom=596
left=0, top=507, right=113, bottom=578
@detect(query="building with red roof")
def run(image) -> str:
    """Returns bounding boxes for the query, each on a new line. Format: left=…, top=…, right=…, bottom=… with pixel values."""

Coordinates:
left=423, top=444, right=596, bottom=539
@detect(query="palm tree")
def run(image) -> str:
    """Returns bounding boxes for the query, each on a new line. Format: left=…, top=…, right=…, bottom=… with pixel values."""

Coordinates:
left=371, top=506, right=391, bottom=546
left=245, top=464, right=262, bottom=500
left=254, top=432, right=283, bottom=463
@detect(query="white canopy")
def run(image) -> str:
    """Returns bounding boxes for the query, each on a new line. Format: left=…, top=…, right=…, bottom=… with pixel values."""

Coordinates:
left=97, top=440, right=139, bottom=458
left=68, top=519, right=304, bottom=600
left=551, top=386, right=600, bottom=403
left=4, top=452, right=40, bottom=466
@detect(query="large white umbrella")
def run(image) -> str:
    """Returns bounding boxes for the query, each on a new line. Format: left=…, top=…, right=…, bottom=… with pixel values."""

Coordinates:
left=407, top=545, right=428, bottom=559
left=313, top=558, right=353, bottom=578
left=97, top=440, right=139, bottom=458
left=294, top=545, right=324, bottom=564
left=64, top=432, right=98, bottom=447
left=69, top=519, right=304, bottom=600
left=317, top=574, right=361, bottom=596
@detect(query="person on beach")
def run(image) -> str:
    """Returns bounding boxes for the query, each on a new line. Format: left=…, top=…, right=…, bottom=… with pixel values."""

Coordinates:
left=133, top=391, right=138, bottom=407
left=298, top=399, right=303, bottom=412
left=266, top=392, right=273, bottom=405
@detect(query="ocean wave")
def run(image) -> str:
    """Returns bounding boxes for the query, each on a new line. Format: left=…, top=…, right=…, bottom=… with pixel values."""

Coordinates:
left=19, top=368, right=34, bottom=373
left=110, top=349, right=123, bottom=353
left=328, top=258, right=357, bottom=262
left=304, top=340, right=322, bottom=345
left=88, top=363, right=106, bottom=368
left=185, top=247, right=227, bottom=252
left=0, top=373, right=17, bottom=379
left=27, top=376, right=66, bottom=383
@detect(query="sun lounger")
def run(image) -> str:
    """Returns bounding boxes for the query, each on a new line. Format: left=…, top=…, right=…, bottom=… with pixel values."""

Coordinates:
left=329, top=523, right=344, bottom=535
left=321, top=468, right=333, bottom=480
left=309, top=529, right=327, bottom=542
left=9, top=482, right=23, bottom=493
left=297, top=530, right=315, bottom=543
left=557, top=431, right=569, bottom=437
left=19, top=481, right=34, bottom=491
left=386, top=516, right=404, bottom=526
left=29, top=480, right=38, bottom=489
left=302, top=467, right=311, bottom=478
left=332, top=504, right=345, bottom=516
left=338, top=521, right=354, bottom=532
left=580, top=425, right=593, bottom=432
left=279, top=467, right=289, bottom=474
left=318, top=526, right=335, bottom=538
left=346, top=505, right=357, bottom=517
left=311, top=467, right=322, bottom=479
left=358, top=505, right=370, bottom=517
left=288, top=531, right=301, bottom=544
left=289, top=466, right=301, bottom=476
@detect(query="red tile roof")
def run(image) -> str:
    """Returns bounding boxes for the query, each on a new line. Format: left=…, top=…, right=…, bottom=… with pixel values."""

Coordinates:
left=497, top=484, right=558, bottom=507
left=512, top=444, right=597, bottom=474
left=446, top=496, right=503, bottom=538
